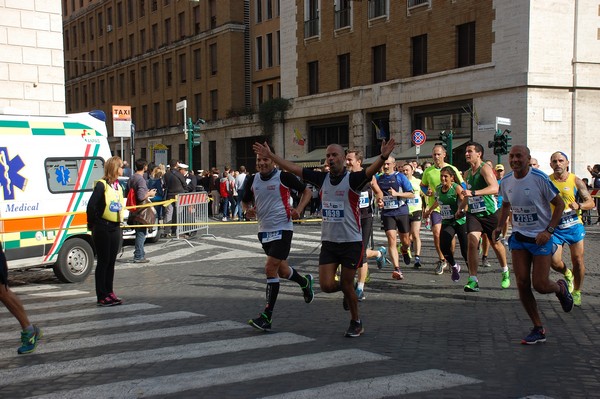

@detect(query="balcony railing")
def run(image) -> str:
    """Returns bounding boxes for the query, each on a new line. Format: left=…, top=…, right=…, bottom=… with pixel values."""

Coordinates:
left=408, top=0, right=430, bottom=9
left=368, top=0, right=387, bottom=19
left=304, top=16, right=320, bottom=38
left=335, top=7, right=351, bottom=30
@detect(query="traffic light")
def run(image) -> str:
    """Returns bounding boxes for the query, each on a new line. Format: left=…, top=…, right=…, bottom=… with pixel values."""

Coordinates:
left=438, top=130, right=454, bottom=164
left=490, top=129, right=512, bottom=156
left=187, top=117, right=202, bottom=148
left=492, top=131, right=503, bottom=155
left=500, top=129, right=512, bottom=154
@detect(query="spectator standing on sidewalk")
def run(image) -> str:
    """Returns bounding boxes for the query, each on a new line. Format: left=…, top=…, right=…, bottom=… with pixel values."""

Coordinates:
left=234, top=166, right=247, bottom=220
left=129, top=159, right=156, bottom=263
left=548, top=151, right=595, bottom=306
left=253, top=138, right=395, bottom=338
left=164, top=160, right=187, bottom=237
left=86, top=156, right=126, bottom=306
left=496, top=145, right=573, bottom=344
left=243, top=150, right=314, bottom=332
left=0, top=245, right=42, bottom=354
left=209, top=168, right=221, bottom=218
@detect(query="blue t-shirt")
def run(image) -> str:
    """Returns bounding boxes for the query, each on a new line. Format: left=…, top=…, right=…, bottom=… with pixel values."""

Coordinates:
left=376, top=172, right=414, bottom=216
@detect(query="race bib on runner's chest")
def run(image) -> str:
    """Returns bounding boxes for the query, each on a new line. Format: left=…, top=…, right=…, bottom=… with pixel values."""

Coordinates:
left=558, top=209, right=579, bottom=229
left=440, top=204, right=453, bottom=219
left=322, top=201, right=345, bottom=222
left=359, top=191, right=370, bottom=208
left=468, top=196, right=486, bottom=213
left=383, top=195, right=400, bottom=209
left=511, top=206, right=539, bottom=227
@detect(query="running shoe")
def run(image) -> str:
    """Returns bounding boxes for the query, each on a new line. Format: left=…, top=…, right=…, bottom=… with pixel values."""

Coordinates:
left=355, top=287, right=365, bottom=302
left=464, top=277, right=480, bottom=292
left=392, top=268, right=404, bottom=280
left=302, top=274, right=314, bottom=304
left=521, top=327, right=546, bottom=345
left=501, top=270, right=511, bottom=289
left=97, top=296, right=118, bottom=307
left=345, top=320, right=364, bottom=338
left=248, top=313, right=272, bottom=331
left=556, top=279, right=574, bottom=313
left=434, top=260, right=447, bottom=275
left=401, top=247, right=412, bottom=265
left=109, top=292, right=123, bottom=305
left=376, top=246, right=387, bottom=269
left=564, top=269, right=574, bottom=293
left=451, top=264, right=461, bottom=282
left=17, top=325, right=42, bottom=355
left=573, top=290, right=581, bottom=307
left=413, top=256, right=422, bottom=269
left=481, top=256, right=491, bottom=268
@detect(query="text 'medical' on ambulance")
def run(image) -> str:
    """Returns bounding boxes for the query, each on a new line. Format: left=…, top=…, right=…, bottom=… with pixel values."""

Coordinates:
left=0, top=110, right=113, bottom=282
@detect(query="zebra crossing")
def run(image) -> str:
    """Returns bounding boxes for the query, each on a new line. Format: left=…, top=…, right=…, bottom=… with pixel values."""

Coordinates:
left=0, top=284, right=481, bottom=398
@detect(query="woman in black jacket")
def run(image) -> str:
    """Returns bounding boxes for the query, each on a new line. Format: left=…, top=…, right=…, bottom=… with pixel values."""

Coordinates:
left=86, top=156, right=125, bottom=306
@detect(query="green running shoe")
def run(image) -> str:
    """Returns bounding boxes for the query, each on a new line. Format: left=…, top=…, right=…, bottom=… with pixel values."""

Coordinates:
left=564, top=269, right=574, bottom=293
left=573, top=290, right=581, bottom=307
left=17, top=325, right=42, bottom=355
left=501, top=270, right=511, bottom=289
left=464, top=277, right=479, bottom=292
left=302, top=274, right=314, bottom=304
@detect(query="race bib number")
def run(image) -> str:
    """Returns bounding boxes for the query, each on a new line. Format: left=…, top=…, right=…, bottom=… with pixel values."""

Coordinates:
left=260, top=230, right=282, bottom=243
left=322, top=201, right=345, bottom=222
left=383, top=195, right=400, bottom=210
left=359, top=191, right=370, bottom=208
left=440, top=204, right=453, bottom=220
left=109, top=200, right=122, bottom=213
left=468, top=196, right=486, bottom=213
left=407, top=197, right=420, bottom=206
left=512, top=206, right=539, bottom=227
left=558, top=210, right=579, bottom=229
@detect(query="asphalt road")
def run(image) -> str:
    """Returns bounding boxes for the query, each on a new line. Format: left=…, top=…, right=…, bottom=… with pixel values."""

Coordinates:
left=2, top=219, right=600, bottom=398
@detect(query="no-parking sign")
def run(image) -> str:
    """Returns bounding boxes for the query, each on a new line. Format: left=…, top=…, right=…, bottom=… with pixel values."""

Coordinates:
left=412, top=130, right=427, bottom=146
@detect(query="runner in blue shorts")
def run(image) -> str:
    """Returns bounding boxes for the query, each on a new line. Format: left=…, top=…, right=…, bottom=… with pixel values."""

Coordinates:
left=496, top=145, right=573, bottom=345
left=548, top=151, right=595, bottom=306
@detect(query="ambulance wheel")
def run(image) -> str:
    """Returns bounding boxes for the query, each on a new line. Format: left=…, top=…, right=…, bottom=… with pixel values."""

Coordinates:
left=54, top=238, right=94, bottom=283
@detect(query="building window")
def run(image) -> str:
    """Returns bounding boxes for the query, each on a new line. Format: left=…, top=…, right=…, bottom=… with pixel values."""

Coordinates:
left=193, top=49, right=201, bottom=79
left=408, top=0, right=430, bottom=9
left=178, top=12, right=185, bottom=38
left=308, top=61, right=319, bottom=95
left=165, top=58, right=173, bottom=86
left=81, top=54, right=86, bottom=74
left=90, top=50, right=95, bottom=71
left=89, top=16, right=94, bottom=40
left=151, top=23, right=158, bottom=49
left=372, top=44, right=386, bottom=83
left=91, top=82, right=96, bottom=104
left=256, top=36, right=263, bottom=70
left=107, top=6, right=113, bottom=26
left=118, top=38, right=124, bottom=61
left=194, top=93, right=202, bottom=119
left=335, top=0, right=351, bottom=29
left=72, top=26, right=77, bottom=47
left=142, top=104, right=148, bottom=129
left=210, top=43, right=217, bottom=75
left=338, top=53, right=350, bottom=90
left=266, top=33, right=273, bottom=68
left=108, top=43, right=114, bottom=63
left=209, top=0, right=216, bottom=29
left=308, top=123, right=349, bottom=151
left=368, top=0, right=387, bottom=19
left=457, top=21, right=476, bottom=68
left=210, top=89, right=218, bottom=120
left=119, top=73, right=125, bottom=99
left=109, top=76, right=114, bottom=101
left=100, top=79, right=106, bottom=103
left=166, top=99, right=173, bottom=126
left=129, top=34, right=135, bottom=56
left=276, top=30, right=280, bottom=65
left=130, top=70, right=136, bottom=95
left=98, top=12, right=103, bottom=36
left=83, top=85, right=88, bottom=108
left=141, top=65, right=147, bottom=93
left=267, top=0, right=273, bottom=19
left=140, top=29, right=146, bottom=52
left=152, top=62, right=159, bottom=90
left=139, top=0, right=146, bottom=17
left=304, top=0, right=319, bottom=38
left=193, top=6, right=201, bottom=34
left=256, top=0, right=262, bottom=23
left=179, top=53, right=186, bottom=83
left=151, top=0, right=157, bottom=12
left=80, top=21, right=85, bottom=43
left=127, top=0, right=134, bottom=23
left=164, top=18, right=171, bottom=45
left=116, top=2, right=123, bottom=27
left=267, top=84, right=273, bottom=100
left=257, top=86, right=264, bottom=105
left=412, top=34, right=427, bottom=76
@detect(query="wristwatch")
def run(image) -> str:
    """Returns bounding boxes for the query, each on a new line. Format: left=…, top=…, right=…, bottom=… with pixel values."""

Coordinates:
left=546, top=226, right=555, bottom=234
left=471, top=190, right=476, bottom=196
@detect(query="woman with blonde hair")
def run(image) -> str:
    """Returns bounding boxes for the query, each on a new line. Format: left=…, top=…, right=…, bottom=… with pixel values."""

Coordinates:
left=86, top=156, right=125, bottom=306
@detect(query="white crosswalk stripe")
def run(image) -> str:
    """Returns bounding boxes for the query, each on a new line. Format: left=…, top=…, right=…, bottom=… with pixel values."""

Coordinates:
left=1, top=282, right=480, bottom=398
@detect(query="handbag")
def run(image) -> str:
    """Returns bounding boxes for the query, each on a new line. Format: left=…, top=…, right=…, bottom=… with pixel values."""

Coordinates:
left=128, top=200, right=156, bottom=226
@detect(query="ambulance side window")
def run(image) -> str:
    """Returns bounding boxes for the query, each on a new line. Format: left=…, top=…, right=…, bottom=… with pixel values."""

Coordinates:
left=45, top=157, right=105, bottom=193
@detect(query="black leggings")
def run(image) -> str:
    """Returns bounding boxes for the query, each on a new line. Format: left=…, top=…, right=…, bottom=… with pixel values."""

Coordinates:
left=92, top=222, right=121, bottom=300
left=440, top=223, right=468, bottom=266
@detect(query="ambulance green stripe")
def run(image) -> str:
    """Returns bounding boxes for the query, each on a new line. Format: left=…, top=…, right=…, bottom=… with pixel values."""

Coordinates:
left=0, top=120, right=29, bottom=128
left=31, top=128, right=66, bottom=136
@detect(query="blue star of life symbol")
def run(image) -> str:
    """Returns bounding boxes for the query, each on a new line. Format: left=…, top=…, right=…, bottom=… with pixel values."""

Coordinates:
left=0, top=147, right=26, bottom=200
left=55, top=165, right=71, bottom=186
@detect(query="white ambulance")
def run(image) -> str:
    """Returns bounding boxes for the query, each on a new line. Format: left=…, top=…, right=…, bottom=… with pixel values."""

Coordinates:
left=0, top=110, right=112, bottom=282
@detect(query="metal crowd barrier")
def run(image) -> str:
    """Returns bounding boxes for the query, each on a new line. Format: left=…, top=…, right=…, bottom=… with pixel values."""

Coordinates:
left=175, top=191, right=215, bottom=244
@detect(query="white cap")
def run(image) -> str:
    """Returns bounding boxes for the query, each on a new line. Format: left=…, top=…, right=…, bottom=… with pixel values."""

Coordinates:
left=177, top=162, right=189, bottom=169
